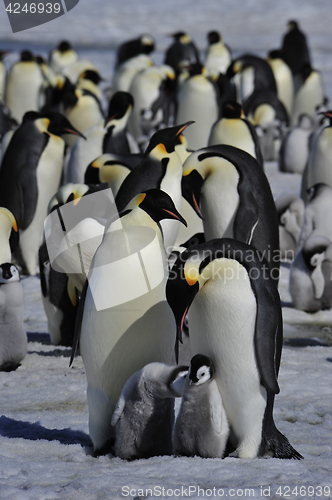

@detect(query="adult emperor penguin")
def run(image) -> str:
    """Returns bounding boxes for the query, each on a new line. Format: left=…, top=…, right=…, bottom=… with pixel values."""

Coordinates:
left=116, top=122, right=193, bottom=255
left=111, top=362, right=188, bottom=460
left=181, top=144, right=280, bottom=278
left=5, top=51, right=44, bottom=123
left=280, top=20, right=311, bottom=75
left=0, top=111, right=85, bottom=275
left=70, top=189, right=187, bottom=454
left=49, top=41, right=79, bottom=74
left=0, top=263, right=26, bottom=372
left=166, top=238, right=303, bottom=459
left=176, top=64, right=219, bottom=150
left=226, top=54, right=277, bottom=105
left=116, top=34, right=155, bottom=69
left=0, top=207, right=19, bottom=264
left=267, top=50, right=294, bottom=119
left=279, top=113, right=314, bottom=174
left=303, top=110, right=332, bottom=195
left=290, top=235, right=332, bottom=312
left=208, top=101, right=263, bottom=168
left=76, top=69, right=104, bottom=102
left=173, top=354, right=230, bottom=458
left=275, top=194, right=305, bottom=261
left=66, top=91, right=138, bottom=183
left=204, top=31, right=232, bottom=77
left=164, top=32, right=200, bottom=73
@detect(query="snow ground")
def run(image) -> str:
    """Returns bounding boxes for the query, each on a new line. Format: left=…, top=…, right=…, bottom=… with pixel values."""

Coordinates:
left=0, top=1, right=332, bottom=498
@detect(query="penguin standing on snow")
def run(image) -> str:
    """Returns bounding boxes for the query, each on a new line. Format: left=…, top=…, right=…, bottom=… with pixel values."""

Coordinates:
left=111, top=362, right=188, bottom=460
left=0, top=111, right=85, bottom=275
left=280, top=20, right=311, bottom=75
left=166, top=238, right=303, bottom=460
left=70, top=189, right=187, bottom=454
left=49, top=40, right=79, bottom=74
left=0, top=263, right=26, bottom=372
left=204, top=31, right=232, bottom=76
left=164, top=32, right=200, bottom=73
left=174, top=354, right=230, bottom=458
left=279, top=114, right=314, bottom=174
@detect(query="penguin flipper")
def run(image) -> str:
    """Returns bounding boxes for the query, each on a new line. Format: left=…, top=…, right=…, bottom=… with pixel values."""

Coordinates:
left=234, top=178, right=259, bottom=245
left=69, top=277, right=88, bottom=367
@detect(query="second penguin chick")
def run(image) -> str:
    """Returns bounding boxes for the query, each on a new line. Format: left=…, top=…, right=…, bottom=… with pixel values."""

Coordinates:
left=111, top=362, right=188, bottom=460
left=173, top=354, right=229, bottom=458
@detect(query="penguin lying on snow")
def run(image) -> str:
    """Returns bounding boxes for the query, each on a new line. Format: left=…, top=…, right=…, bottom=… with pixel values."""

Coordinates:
left=174, top=354, right=230, bottom=458
left=0, top=263, right=26, bottom=372
left=111, top=362, right=188, bottom=460
left=166, top=238, right=303, bottom=459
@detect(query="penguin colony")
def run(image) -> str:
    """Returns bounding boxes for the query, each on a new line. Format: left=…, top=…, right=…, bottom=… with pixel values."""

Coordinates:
left=2, top=18, right=331, bottom=461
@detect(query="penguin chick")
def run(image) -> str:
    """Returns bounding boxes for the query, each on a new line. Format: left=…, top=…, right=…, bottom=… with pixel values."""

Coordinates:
left=174, top=354, right=229, bottom=458
left=111, top=362, right=188, bottom=460
left=0, top=263, right=26, bottom=371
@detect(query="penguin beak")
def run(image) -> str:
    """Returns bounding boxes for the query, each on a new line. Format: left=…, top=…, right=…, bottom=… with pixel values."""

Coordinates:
left=162, top=208, right=187, bottom=226
left=175, top=121, right=195, bottom=136
left=181, top=170, right=204, bottom=219
left=63, top=128, right=86, bottom=140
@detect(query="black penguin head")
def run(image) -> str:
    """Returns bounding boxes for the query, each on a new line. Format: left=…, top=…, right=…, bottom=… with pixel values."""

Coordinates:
left=22, top=111, right=42, bottom=123
left=207, top=31, right=221, bottom=45
left=44, top=112, right=86, bottom=139
left=144, top=122, right=194, bottom=156
left=136, top=189, right=187, bottom=226
left=181, top=169, right=204, bottom=219
left=106, top=91, right=134, bottom=123
left=222, top=101, right=243, bottom=119
left=57, top=41, right=73, bottom=53
left=188, top=354, right=215, bottom=385
left=80, top=69, right=103, bottom=85
left=287, top=20, right=299, bottom=30
left=20, top=50, right=34, bottom=62
left=318, top=110, right=332, bottom=127
left=0, top=263, right=20, bottom=284
left=170, top=31, right=189, bottom=42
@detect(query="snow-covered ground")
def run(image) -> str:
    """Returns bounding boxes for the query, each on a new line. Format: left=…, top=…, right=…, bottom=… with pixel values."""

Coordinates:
left=0, top=1, right=332, bottom=499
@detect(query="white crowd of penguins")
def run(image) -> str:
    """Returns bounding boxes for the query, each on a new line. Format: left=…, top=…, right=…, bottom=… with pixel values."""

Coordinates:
left=0, top=19, right=331, bottom=462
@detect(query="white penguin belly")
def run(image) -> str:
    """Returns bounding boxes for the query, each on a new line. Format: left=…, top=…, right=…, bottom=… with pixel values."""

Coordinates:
left=188, top=259, right=267, bottom=458
left=19, top=137, right=64, bottom=275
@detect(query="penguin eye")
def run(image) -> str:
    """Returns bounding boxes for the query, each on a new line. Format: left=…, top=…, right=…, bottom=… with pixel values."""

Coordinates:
left=197, top=365, right=209, bottom=381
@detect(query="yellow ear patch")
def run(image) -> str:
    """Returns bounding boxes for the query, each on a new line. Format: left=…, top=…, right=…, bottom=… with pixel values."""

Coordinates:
left=184, top=267, right=198, bottom=286
left=12, top=217, right=18, bottom=232
left=157, top=143, right=167, bottom=154
left=137, top=193, right=146, bottom=206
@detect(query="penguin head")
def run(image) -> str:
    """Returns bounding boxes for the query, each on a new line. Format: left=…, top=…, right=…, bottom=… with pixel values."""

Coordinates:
left=79, top=69, right=103, bottom=85
left=106, top=91, right=134, bottom=124
left=188, top=354, right=215, bottom=386
left=0, top=263, right=20, bottom=284
left=20, top=50, right=34, bottom=62
left=57, top=41, right=73, bottom=53
left=170, top=32, right=192, bottom=44
left=222, top=101, right=244, bottom=119
left=140, top=34, right=155, bottom=54
left=140, top=363, right=189, bottom=399
left=48, top=183, right=91, bottom=213
left=124, top=189, right=187, bottom=226
left=144, top=122, right=194, bottom=157
left=287, top=20, right=299, bottom=31
left=181, top=163, right=205, bottom=219
left=43, top=112, right=86, bottom=139
left=207, top=31, right=221, bottom=45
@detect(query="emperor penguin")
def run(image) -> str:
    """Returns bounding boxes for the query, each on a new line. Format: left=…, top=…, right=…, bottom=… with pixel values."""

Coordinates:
left=70, top=189, right=187, bottom=454
left=208, top=101, right=263, bottom=168
left=303, top=110, right=332, bottom=195
left=204, top=31, right=232, bottom=77
left=116, top=34, right=155, bottom=69
left=243, top=90, right=289, bottom=126
left=173, top=354, right=230, bottom=458
left=297, top=183, right=332, bottom=251
left=226, top=54, right=277, bottom=105
left=176, top=64, right=219, bottom=150
left=116, top=122, right=193, bottom=255
left=280, top=20, right=311, bottom=75
left=166, top=238, right=303, bottom=460
left=275, top=194, right=305, bottom=261
left=290, top=235, right=332, bottom=312
left=279, top=113, right=314, bottom=174
left=164, top=32, right=200, bottom=73
left=62, top=87, right=104, bottom=148
left=111, top=362, right=188, bottom=460
left=0, top=111, right=85, bottom=275
left=112, top=54, right=154, bottom=94
left=66, top=91, right=138, bottom=183
left=267, top=50, right=294, bottom=118
left=181, top=145, right=280, bottom=279
left=5, top=51, right=44, bottom=123
left=292, top=64, right=325, bottom=126
left=127, top=64, right=176, bottom=143
left=0, top=207, right=19, bottom=264
left=62, top=59, right=99, bottom=86
left=49, top=41, right=79, bottom=74
left=0, top=263, right=26, bottom=372
left=0, top=50, right=9, bottom=100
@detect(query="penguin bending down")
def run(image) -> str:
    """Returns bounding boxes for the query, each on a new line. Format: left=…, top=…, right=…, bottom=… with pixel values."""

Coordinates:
left=181, top=145, right=280, bottom=279
left=0, top=111, right=85, bottom=275
left=70, top=189, right=187, bottom=454
left=111, top=362, right=188, bottom=460
left=115, top=34, right=155, bottom=69
left=290, top=235, right=332, bottom=312
left=166, top=238, right=303, bottom=459
left=174, top=354, right=230, bottom=458
left=0, top=263, right=26, bottom=371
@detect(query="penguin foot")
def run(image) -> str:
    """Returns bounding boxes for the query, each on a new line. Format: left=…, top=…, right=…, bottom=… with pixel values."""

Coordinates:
left=0, top=362, right=21, bottom=372
left=260, top=427, right=303, bottom=460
